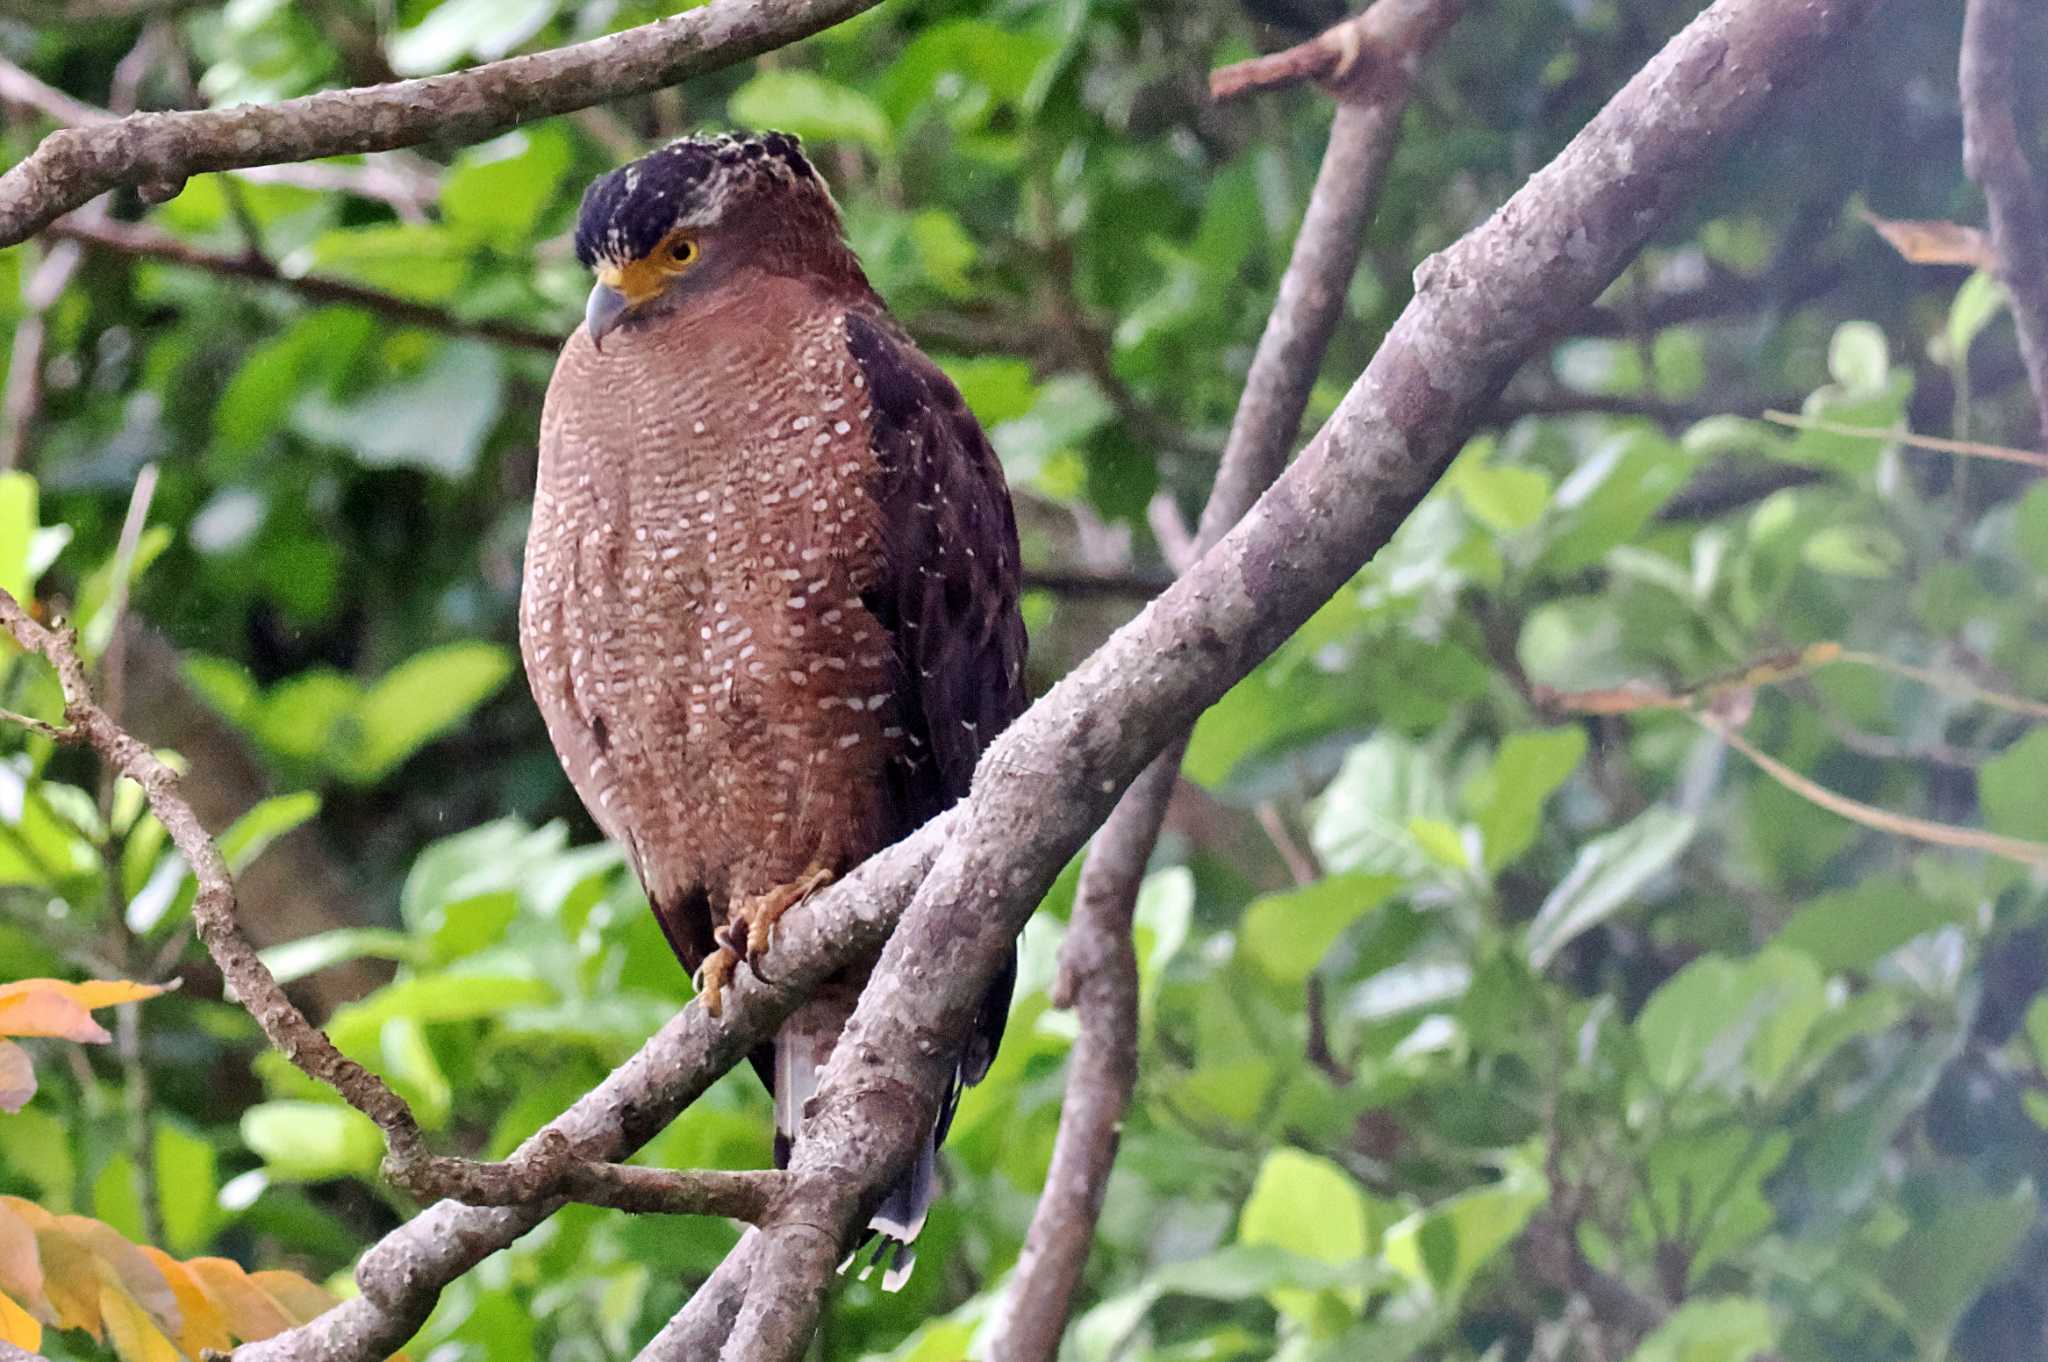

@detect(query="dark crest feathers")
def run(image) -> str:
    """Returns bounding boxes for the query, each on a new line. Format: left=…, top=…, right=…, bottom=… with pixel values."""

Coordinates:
left=573, top=130, right=820, bottom=268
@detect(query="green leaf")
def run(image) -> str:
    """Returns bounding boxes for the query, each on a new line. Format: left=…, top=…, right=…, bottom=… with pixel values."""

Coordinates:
left=325, top=971, right=556, bottom=1052
left=2013, top=481, right=2048, bottom=577
left=297, top=223, right=472, bottom=304
left=1947, top=270, right=2006, bottom=364
left=1236, top=1148, right=1372, bottom=1321
left=1239, top=874, right=1400, bottom=984
left=258, top=928, right=424, bottom=985
left=385, top=0, right=560, bottom=75
left=1382, top=1156, right=1546, bottom=1298
left=728, top=72, right=893, bottom=152
left=1470, top=727, right=1587, bottom=873
left=347, top=642, right=514, bottom=782
left=1526, top=808, right=1695, bottom=969
left=293, top=341, right=506, bottom=479
left=0, top=472, right=42, bottom=607
left=1883, top=1186, right=2035, bottom=1346
left=1981, top=728, right=2048, bottom=842
left=1635, top=947, right=1825, bottom=1096
left=1541, top=431, right=1692, bottom=574
left=240, top=1101, right=385, bottom=1180
left=1800, top=524, right=1902, bottom=578
left=1828, top=320, right=1890, bottom=392
left=1776, top=873, right=1965, bottom=972
left=1448, top=456, right=1552, bottom=534
left=443, top=128, right=573, bottom=251
left=1625, top=1297, right=1774, bottom=1362
left=907, top=210, right=977, bottom=298
left=153, top=1122, right=220, bottom=1255
left=219, top=792, right=321, bottom=875
left=1310, top=734, right=1451, bottom=878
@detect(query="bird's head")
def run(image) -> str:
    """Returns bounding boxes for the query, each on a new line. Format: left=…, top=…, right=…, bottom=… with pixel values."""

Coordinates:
left=572, top=130, right=852, bottom=349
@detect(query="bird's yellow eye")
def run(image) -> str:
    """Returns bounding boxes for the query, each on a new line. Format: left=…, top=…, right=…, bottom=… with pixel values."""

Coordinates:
left=667, top=236, right=699, bottom=267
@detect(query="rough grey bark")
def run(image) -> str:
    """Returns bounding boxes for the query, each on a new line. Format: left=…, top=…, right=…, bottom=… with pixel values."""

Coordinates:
left=0, top=0, right=882, bottom=247
left=1959, top=0, right=2048, bottom=444
left=718, top=0, right=1887, bottom=1357
left=989, top=5, right=1465, bottom=1356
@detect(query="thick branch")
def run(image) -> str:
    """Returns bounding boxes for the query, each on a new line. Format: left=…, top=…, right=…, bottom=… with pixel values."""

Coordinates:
left=724, top=1, right=1883, bottom=1357
left=992, top=6, right=1461, bottom=1357
left=53, top=2, right=1876, bottom=1356
left=0, top=0, right=882, bottom=248
left=1959, top=0, right=2048, bottom=442
left=44, top=215, right=560, bottom=352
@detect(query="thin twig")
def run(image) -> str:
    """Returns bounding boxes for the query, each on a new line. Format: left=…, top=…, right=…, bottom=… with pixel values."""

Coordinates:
left=45, top=215, right=562, bottom=352
left=1762, top=409, right=2048, bottom=469
left=0, top=590, right=436, bottom=1164
left=1698, top=711, right=2048, bottom=867
left=1960, top=0, right=2048, bottom=444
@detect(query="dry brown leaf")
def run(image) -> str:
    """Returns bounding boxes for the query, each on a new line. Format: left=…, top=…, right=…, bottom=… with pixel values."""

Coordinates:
left=140, top=1248, right=232, bottom=1359
left=0, top=1041, right=34, bottom=1116
left=183, top=1257, right=292, bottom=1343
left=1858, top=209, right=1997, bottom=269
left=0, top=1287, right=40, bottom=1353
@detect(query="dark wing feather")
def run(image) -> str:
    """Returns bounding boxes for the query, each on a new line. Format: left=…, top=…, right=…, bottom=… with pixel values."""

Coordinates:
left=844, top=308, right=1027, bottom=1087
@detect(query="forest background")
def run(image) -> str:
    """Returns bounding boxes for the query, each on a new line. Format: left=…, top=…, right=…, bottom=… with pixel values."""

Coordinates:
left=1, top=1, right=2047, bottom=1361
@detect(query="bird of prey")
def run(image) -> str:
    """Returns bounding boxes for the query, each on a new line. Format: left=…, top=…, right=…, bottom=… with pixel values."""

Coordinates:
left=520, top=131, right=1027, bottom=1288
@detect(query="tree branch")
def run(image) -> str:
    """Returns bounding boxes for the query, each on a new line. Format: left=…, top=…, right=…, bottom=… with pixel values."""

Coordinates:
left=0, top=0, right=883, bottom=248
left=5, top=1, right=1875, bottom=1356
left=0, top=57, right=440, bottom=216
left=992, top=5, right=1462, bottom=1356
left=1959, top=0, right=2048, bottom=443
left=43, top=214, right=562, bottom=353
left=719, top=1, right=1883, bottom=1357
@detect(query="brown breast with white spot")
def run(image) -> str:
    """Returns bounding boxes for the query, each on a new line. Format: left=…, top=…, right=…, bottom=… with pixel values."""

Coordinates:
left=520, top=268, right=900, bottom=929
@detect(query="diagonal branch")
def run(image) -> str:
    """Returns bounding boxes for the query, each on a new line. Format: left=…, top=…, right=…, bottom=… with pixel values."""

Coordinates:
left=0, top=0, right=883, bottom=248
left=717, top=1, right=1886, bottom=1358
left=1959, top=0, right=2048, bottom=443
left=54, top=1, right=1880, bottom=1357
left=990, top=4, right=1463, bottom=1356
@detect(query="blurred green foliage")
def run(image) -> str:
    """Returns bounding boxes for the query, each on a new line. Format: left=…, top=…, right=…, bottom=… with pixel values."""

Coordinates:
left=3, top=2, right=2048, bottom=1361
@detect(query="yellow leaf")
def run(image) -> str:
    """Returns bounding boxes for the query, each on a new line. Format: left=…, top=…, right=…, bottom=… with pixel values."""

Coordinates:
left=140, top=1248, right=231, bottom=1358
left=0, top=1203, right=45, bottom=1321
left=250, top=1269, right=338, bottom=1326
left=33, top=1226, right=101, bottom=1338
left=184, top=1257, right=291, bottom=1343
left=32, top=980, right=168, bottom=1010
left=58, top=1218, right=178, bottom=1331
left=0, top=978, right=168, bottom=1042
left=0, top=991, right=108, bottom=1043
left=0, top=1287, right=41, bottom=1352
left=99, top=1276, right=182, bottom=1362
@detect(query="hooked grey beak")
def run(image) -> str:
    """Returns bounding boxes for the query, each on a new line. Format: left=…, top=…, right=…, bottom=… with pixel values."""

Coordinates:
left=584, top=282, right=629, bottom=350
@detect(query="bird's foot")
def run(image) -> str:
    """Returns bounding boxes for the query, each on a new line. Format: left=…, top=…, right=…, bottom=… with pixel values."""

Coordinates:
left=693, top=947, right=737, bottom=1018
left=727, top=865, right=834, bottom=961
